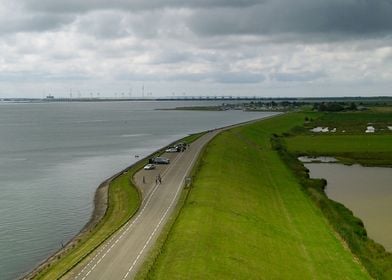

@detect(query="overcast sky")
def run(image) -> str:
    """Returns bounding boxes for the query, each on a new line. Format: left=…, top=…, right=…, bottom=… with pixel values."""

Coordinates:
left=1, top=0, right=392, bottom=98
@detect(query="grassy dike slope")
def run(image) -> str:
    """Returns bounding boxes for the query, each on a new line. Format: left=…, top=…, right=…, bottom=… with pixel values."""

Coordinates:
left=144, top=113, right=369, bottom=279
left=34, top=172, right=140, bottom=279
left=32, top=133, right=204, bottom=279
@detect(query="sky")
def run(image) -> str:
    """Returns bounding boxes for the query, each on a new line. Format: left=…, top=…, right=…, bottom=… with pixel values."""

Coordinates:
left=0, top=0, right=392, bottom=98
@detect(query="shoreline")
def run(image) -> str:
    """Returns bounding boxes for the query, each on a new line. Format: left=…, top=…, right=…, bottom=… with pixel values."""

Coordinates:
left=22, top=133, right=201, bottom=279
left=23, top=164, right=131, bottom=279
left=304, top=162, right=392, bottom=252
left=22, top=113, right=281, bottom=279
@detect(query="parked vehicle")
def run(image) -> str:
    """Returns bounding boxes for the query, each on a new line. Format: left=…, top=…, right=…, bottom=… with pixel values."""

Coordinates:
left=175, top=142, right=187, bottom=152
left=165, top=147, right=178, bottom=153
left=153, top=157, right=170, bottom=164
left=143, top=164, right=156, bottom=170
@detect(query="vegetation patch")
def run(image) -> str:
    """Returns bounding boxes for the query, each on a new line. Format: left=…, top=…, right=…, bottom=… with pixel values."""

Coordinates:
left=303, top=111, right=392, bottom=135
left=136, top=134, right=209, bottom=280
left=280, top=110, right=392, bottom=279
left=33, top=165, right=141, bottom=280
left=181, top=132, right=206, bottom=144
left=32, top=131, right=205, bottom=280
left=286, top=135, right=392, bottom=166
left=287, top=110, right=392, bottom=167
left=143, top=113, right=369, bottom=279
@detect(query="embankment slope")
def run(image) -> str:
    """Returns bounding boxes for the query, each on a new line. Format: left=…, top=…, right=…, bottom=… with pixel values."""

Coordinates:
left=143, top=113, right=369, bottom=279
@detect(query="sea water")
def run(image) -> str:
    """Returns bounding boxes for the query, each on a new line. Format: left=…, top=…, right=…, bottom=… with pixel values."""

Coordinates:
left=0, top=101, right=277, bottom=279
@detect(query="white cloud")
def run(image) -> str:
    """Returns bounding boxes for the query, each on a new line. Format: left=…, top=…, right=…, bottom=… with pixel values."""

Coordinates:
left=0, top=0, right=391, bottom=97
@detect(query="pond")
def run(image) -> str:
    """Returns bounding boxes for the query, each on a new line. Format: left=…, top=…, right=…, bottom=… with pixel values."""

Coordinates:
left=305, top=163, right=392, bottom=252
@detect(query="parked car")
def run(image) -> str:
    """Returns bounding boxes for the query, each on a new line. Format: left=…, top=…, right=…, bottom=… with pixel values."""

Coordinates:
left=153, top=157, right=170, bottom=164
left=144, top=164, right=156, bottom=170
left=175, top=142, right=187, bottom=152
left=165, top=147, right=178, bottom=153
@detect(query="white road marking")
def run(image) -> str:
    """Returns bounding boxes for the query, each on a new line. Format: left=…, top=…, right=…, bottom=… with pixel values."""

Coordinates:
left=71, top=117, right=277, bottom=280
left=122, top=143, right=200, bottom=280
left=74, top=151, right=185, bottom=280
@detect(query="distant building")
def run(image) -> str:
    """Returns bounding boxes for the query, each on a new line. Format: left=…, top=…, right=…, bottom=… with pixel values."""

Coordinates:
left=365, top=126, right=375, bottom=133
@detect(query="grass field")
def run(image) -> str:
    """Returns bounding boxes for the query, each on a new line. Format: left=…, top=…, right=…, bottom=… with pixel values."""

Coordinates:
left=143, top=113, right=369, bottom=279
left=371, top=106, right=392, bottom=113
left=286, top=135, right=392, bottom=166
left=281, top=110, right=392, bottom=278
left=304, top=111, right=392, bottom=134
left=287, top=135, right=392, bottom=153
left=287, top=110, right=392, bottom=166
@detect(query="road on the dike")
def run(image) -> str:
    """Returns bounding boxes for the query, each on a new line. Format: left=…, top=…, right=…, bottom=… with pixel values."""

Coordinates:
left=64, top=114, right=278, bottom=280
left=64, top=129, right=221, bottom=280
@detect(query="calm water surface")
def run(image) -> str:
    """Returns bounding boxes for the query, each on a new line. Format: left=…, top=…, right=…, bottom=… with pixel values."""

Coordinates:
left=0, top=101, right=277, bottom=279
left=306, top=163, right=392, bottom=251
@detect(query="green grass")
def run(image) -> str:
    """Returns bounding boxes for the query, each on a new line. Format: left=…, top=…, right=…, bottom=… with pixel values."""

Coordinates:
left=274, top=134, right=392, bottom=279
left=286, top=135, right=392, bottom=166
left=304, top=111, right=392, bottom=134
left=287, top=135, right=392, bottom=153
left=279, top=110, right=392, bottom=278
left=371, top=106, right=392, bottom=113
left=287, top=109, right=392, bottom=166
left=136, top=131, right=210, bottom=280
left=32, top=131, right=205, bottom=279
left=144, top=113, right=369, bottom=279
left=181, top=132, right=206, bottom=144
left=34, top=169, right=141, bottom=280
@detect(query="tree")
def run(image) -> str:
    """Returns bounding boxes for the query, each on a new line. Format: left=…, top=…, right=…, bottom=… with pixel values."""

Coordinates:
left=348, top=102, right=357, bottom=111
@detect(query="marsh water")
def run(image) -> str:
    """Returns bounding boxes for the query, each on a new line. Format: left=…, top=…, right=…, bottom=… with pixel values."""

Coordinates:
left=305, top=163, right=392, bottom=251
left=0, top=101, right=277, bottom=279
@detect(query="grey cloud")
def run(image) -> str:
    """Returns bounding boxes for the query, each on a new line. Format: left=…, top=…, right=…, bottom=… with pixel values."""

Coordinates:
left=117, top=70, right=264, bottom=84
left=169, top=71, right=265, bottom=84
left=151, top=51, right=194, bottom=64
left=212, top=72, right=265, bottom=83
left=188, top=0, right=392, bottom=38
left=1, top=0, right=392, bottom=98
left=0, top=13, right=74, bottom=34
left=73, top=9, right=188, bottom=40
left=22, top=0, right=261, bottom=14
left=272, top=71, right=326, bottom=82
left=74, top=11, right=131, bottom=39
left=7, top=0, right=392, bottom=40
left=0, top=70, right=90, bottom=82
left=115, top=72, right=164, bottom=82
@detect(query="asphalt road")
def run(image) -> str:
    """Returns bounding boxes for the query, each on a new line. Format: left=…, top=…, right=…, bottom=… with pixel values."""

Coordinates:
left=64, top=129, right=220, bottom=280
